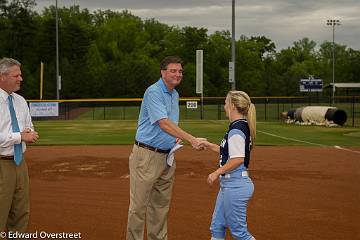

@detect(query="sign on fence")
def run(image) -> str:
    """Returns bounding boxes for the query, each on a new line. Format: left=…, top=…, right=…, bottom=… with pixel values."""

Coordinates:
left=186, top=101, right=198, bottom=109
left=30, top=102, right=59, bottom=117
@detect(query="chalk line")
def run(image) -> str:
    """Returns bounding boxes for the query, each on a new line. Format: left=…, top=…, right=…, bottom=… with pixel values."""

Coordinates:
left=258, top=130, right=360, bottom=154
left=333, top=145, right=360, bottom=154
left=257, top=130, right=327, bottom=147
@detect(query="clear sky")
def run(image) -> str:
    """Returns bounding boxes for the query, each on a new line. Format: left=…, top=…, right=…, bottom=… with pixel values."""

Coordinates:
left=35, top=0, right=360, bottom=51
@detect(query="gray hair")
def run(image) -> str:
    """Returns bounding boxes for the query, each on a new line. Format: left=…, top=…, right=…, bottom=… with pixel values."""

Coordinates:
left=0, top=58, right=21, bottom=75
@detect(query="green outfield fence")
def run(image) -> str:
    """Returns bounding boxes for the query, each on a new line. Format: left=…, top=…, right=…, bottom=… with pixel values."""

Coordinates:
left=28, top=96, right=360, bottom=127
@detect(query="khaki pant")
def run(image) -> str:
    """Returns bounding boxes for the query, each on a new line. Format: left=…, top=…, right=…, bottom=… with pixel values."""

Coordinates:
left=126, top=145, right=176, bottom=240
left=0, top=159, right=30, bottom=236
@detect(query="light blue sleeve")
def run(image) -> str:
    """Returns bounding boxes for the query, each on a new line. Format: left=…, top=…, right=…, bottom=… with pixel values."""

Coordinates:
left=145, top=88, right=168, bottom=125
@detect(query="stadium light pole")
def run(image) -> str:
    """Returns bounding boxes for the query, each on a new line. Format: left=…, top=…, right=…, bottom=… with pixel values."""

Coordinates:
left=326, top=19, right=340, bottom=104
left=231, top=0, right=236, bottom=90
left=56, top=0, right=60, bottom=100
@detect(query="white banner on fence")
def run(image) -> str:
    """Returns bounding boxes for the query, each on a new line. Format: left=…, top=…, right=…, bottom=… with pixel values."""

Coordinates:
left=30, top=102, right=59, bottom=117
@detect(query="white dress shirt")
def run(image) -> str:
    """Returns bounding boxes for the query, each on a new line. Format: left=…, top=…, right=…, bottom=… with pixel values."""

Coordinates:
left=0, top=88, right=33, bottom=156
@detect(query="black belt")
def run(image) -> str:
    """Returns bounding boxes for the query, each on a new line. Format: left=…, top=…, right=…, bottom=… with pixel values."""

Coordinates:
left=135, top=141, right=170, bottom=154
left=0, top=155, right=14, bottom=160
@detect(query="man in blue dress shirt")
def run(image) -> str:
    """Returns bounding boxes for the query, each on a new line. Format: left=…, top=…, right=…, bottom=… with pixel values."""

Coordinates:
left=126, top=56, right=204, bottom=240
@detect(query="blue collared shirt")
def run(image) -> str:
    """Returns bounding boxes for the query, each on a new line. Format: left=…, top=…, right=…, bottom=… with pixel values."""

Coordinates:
left=135, top=78, right=179, bottom=150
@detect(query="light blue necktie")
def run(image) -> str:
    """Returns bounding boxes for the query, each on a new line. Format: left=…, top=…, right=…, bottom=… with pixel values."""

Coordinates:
left=7, top=95, right=23, bottom=165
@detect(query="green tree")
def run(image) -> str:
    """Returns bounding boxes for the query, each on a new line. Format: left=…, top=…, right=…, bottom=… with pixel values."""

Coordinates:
left=274, top=38, right=320, bottom=95
left=204, top=31, right=231, bottom=96
left=0, top=0, right=39, bottom=98
left=142, top=18, right=170, bottom=59
left=347, top=48, right=360, bottom=83
left=1, top=4, right=358, bottom=99
left=236, top=36, right=266, bottom=96
left=318, top=42, right=355, bottom=87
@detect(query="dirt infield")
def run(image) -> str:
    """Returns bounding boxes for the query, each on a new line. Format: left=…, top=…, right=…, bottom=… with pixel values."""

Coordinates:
left=24, top=145, right=360, bottom=240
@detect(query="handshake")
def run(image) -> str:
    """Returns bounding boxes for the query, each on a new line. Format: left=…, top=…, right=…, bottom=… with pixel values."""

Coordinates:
left=188, top=137, right=220, bottom=184
left=189, top=137, right=212, bottom=151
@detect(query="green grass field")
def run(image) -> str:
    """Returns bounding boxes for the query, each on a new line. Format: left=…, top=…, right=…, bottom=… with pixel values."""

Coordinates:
left=33, top=120, right=360, bottom=147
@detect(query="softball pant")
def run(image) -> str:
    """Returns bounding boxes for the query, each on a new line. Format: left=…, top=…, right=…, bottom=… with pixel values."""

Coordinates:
left=210, top=176, right=254, bottom=240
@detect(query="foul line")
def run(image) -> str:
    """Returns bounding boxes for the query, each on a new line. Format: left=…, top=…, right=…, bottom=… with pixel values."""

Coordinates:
left=258, top=130, right=360, bottom=154
left=257, top=130, right=327, bottom=147
left=333, top=145, right=360, bottom=154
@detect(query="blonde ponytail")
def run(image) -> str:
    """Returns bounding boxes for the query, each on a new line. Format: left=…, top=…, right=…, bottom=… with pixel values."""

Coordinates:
left=247, top=103, right=256, bottom=145
left=227, top=91, right=256, bottom=146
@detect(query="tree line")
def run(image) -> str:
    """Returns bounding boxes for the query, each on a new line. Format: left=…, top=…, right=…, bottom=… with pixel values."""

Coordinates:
left=1, top=0, right=359, bottom=99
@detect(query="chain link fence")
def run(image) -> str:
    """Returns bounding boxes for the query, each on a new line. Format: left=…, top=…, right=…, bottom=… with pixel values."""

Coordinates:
left=29, top=96, right=360, bottom=127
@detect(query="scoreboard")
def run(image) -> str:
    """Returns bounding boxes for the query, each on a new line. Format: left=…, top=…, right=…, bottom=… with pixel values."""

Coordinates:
left=299, top=78, right=323, bottom=92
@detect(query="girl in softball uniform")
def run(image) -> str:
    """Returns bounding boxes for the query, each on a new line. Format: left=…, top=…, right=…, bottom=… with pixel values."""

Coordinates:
left=201, top=91, right=256, bottom=240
